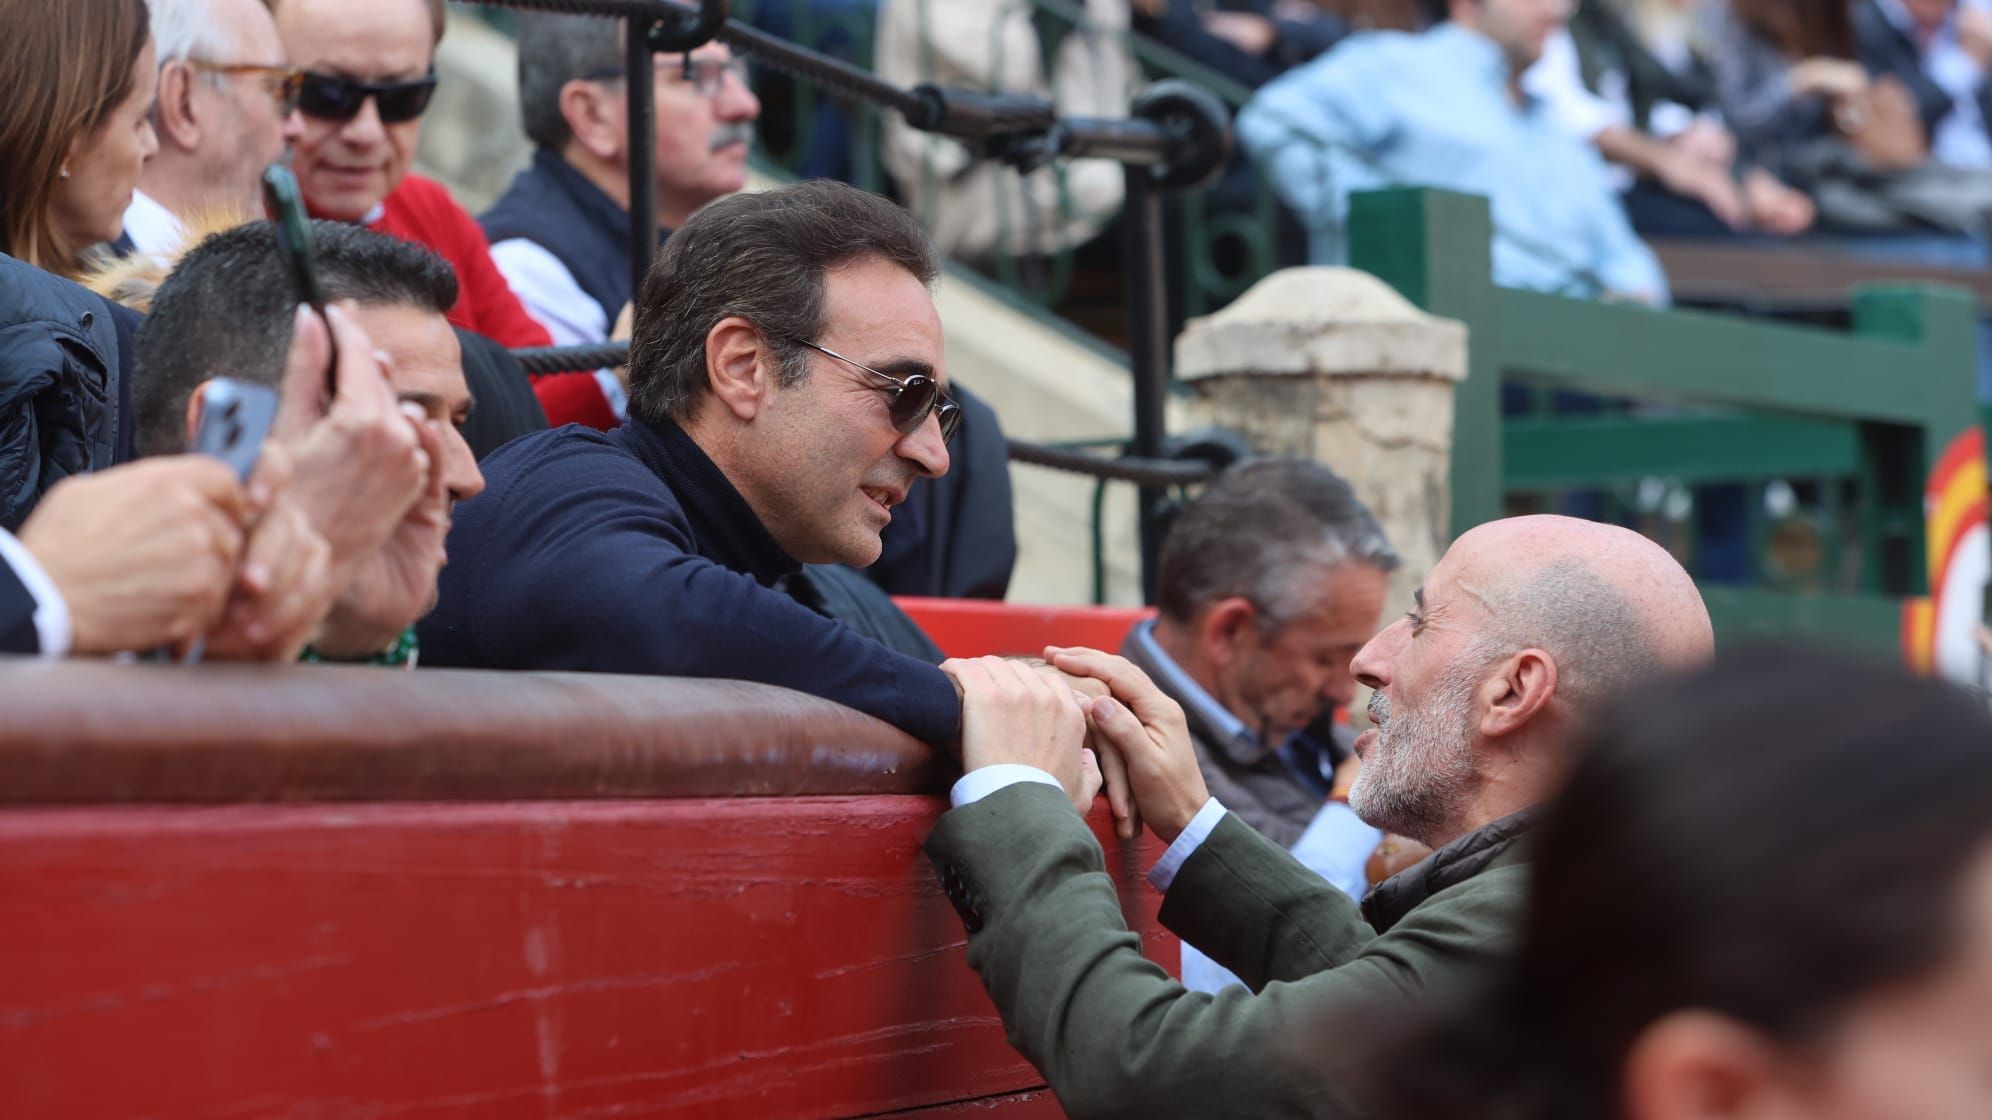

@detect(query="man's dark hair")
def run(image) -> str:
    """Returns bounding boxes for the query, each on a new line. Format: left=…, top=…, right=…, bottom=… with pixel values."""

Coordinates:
left=133, top=219, right=458, bottom=458
left=1155, top=458, right=1399, bottom=629
left=516, top=11, right=623, bottom=152
left=625, top=179, right=940, bottom=426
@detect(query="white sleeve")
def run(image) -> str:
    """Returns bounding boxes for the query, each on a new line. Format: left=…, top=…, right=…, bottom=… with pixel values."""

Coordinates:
left=1522, top=29, right=1630, bottom=141
left=0, top=529, right=71, bottom=658
left=487, top=238, right=611, bottom=347
left=950, top=764, right=1066, bottom=807
left=1145, top=797, right=1230, bottom=893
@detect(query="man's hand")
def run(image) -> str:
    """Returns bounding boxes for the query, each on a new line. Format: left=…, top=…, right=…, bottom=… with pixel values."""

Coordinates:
left=943, top=656, right=1092, bottom=812
left=311, top=416, right=451, bottom=658
left=17, top=456, right=249, bottom=655
left=1047, top=646, right=1211, bottom=845
left=201, top=445, right=336, bottom=662
left=1653, top=147, right=1747, bottom=228
left=1741, top=168, right=1816, bottom=235
left=1032, top=663, right=1141, bottom=839
left=272, top=302, right=429, bottom=591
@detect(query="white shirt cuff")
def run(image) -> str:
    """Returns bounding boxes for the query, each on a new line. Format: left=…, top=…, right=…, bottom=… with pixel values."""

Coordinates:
left=0, top=530, right=71, bottom=658
left=1146, top=797, right=1228, bottom=893
left=950, top=764, right=1065, bottom=808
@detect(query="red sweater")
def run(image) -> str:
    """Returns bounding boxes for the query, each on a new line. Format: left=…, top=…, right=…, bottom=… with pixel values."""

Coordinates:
left=360, top=175, right=617, bottom=429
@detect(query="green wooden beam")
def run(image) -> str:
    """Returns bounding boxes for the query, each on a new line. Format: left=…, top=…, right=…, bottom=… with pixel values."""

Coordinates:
left=1503, top=415, right=1863, bottom=489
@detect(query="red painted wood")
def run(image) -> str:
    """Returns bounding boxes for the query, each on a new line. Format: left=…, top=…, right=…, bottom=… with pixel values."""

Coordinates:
left=895, top=598, right=1154, bottom=660
left=887, top=1087, right=1067, bottom=1116
left=0, top=796, right=1175, bottom=1118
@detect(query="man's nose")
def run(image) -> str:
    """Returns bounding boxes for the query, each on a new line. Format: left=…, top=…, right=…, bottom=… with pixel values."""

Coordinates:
left=339, top=97, right=387, bottom=146
left=897, top=414, right=950, bottom=480
left=1351, top=620, right=1402, bottom=691
left=442, top=424, right=485, bottom=503
left=280, top=107, right=306, bottom=144
left=719, top=75, right=761, bottom=122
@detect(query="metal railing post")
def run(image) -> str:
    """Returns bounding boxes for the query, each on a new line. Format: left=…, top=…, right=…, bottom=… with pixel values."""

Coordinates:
left=626, top=15, right=658, bottom=298
left=1122, top=168, right=1170, bottom=602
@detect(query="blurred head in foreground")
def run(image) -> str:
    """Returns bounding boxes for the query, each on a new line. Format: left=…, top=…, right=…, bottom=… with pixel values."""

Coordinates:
left=1346, top=644, right=1992, bottom=1120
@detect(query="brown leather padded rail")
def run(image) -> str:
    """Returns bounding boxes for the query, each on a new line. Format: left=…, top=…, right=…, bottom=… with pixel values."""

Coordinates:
left=0, top=659, right=945, bottom=803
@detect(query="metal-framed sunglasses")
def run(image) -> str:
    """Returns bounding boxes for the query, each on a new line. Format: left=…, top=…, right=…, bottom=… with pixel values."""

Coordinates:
left=789, top=337, right=962, bottom=443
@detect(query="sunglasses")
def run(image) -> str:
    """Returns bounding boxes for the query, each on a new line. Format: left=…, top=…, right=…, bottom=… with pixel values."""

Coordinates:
left=295, top=70, right=439, bottom=124
left=190, top=61, right=304, bottom=113
left=584, top=53, right=749, bottom=100
left=790, top=337, right=962, bottom=443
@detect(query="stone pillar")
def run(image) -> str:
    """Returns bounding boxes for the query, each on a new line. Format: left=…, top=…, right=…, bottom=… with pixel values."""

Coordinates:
left=1174, top=267, right=1467, bottom=608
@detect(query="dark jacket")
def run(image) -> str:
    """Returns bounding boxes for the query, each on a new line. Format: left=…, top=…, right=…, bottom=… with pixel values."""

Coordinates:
left=1854, top=0, right=1992, bottom=148
left=924, top=785, right=1533, bottom=1118
left=0, top=544, right=37, bottom=654
left=419, top=414, right=962, bottom=746
left=480, top=147, right=657, bottom=334
left=0, top=255, right=127, bottom=530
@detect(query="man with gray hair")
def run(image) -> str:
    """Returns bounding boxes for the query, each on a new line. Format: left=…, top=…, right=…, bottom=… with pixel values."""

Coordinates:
left=1131, top=458, right=1396, bottom=852
left=123, top=0, right=302, bottom=256
left=481, top=11, right=761, bottom=429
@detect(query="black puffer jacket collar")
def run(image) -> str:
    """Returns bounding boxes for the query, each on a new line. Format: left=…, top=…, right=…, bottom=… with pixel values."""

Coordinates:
left=0, top=255, right=122, bottom=529
left=1361, top=806, right=1541, bottom=933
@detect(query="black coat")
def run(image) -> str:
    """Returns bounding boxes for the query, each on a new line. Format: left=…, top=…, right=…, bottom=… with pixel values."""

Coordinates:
left=0, top=254, right=128, bottom=530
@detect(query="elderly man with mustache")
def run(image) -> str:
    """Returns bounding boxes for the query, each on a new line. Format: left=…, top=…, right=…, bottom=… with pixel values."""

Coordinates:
left=926, top=514, right=1716, bottom=1118
left=482, top=13, right=762, bottom=430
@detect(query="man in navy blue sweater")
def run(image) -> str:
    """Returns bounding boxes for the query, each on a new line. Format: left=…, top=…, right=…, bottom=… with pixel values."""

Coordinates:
left=421, top=180, right=963, bottom=746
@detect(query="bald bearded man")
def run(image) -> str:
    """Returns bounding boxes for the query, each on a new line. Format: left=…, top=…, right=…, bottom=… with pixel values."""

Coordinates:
left=927, top=515, right=1715, bottom=1118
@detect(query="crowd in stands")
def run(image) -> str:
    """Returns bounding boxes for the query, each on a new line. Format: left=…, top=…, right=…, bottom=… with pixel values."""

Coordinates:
left=5, top=0, right=1992, bottom=1116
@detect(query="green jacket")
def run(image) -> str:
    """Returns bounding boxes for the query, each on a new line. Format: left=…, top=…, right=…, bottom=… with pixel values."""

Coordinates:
left=924, top=783, right=1531, bottom=1118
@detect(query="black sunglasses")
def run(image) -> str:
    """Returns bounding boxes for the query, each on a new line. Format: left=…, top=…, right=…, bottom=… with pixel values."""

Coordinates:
left=790, top=337, right=962, bottom=443
left=296, top=70, right=439, bottom=124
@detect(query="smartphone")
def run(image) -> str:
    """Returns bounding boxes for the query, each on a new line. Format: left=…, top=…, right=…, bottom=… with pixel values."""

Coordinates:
left=261, top=163, right=339, bottom=395
left=189, top=378, right=280, bottom=482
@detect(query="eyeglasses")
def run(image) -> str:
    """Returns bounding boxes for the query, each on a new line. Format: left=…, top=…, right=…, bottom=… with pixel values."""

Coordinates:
left=294, top=70, right=439, bottom=124
left=790, top=337, right=962, bottom=443
left=190, top=61, right=304, bottom=113
left=584, top=54, right=750, bottom=100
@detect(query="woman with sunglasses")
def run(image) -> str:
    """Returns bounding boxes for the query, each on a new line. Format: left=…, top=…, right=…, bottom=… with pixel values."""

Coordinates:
left=269, top=0, right=555, bottom=354
left=0, top=0, right=159, bottom=279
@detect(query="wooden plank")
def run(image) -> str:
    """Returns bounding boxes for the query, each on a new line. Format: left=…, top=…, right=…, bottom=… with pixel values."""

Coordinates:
left=0, top=796, right=1173, bottom=1119
left=1502, top=414, right=1863, bottom=488
left=1654, top=239, right=1992, bottom=313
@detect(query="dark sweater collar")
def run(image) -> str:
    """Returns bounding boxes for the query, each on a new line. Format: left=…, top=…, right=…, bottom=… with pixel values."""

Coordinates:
left=615, top=414, right=800, bottom=588
left=1361, top=805, right=1540, bottom=933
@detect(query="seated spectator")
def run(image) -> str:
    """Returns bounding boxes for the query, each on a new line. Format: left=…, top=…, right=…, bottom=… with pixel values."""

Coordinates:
left=268, top=0, right=555, bottom=351
left=1132, top=0, right=1349, bottom=90
left=1523, top=0, right=1816, bottom=237
left=3, top=451, right=327, bottom=661
left=924, top=514, right=1712, bottom=1117
left=1702, top=0, right=1992, bottom=238
left=875, top=0, right=1137, bottom=261
left=420, top=181, right=962, bottom=745
left=483, top=13, right=761, bottom=431
left=1344, top=645, right=1992, bottom=1120
left=1236, top=0, right=1669, bottom=301
left=1856, top=0, right=1992, bottom=172
left=135, top=221, right=476, bottom=662
left=0, top=0, right=158, bottom=279
left=1127, top=457, right=1398, bottom=991
left=123, top=0, right=302, bottom=259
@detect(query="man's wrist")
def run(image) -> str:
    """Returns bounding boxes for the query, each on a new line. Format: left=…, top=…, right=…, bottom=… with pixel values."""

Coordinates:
left=1146, top=797, right=1227, bottom=893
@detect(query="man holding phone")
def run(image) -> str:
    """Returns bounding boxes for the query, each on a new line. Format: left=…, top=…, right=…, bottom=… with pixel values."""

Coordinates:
left=135, top=221, right=481, bottom=662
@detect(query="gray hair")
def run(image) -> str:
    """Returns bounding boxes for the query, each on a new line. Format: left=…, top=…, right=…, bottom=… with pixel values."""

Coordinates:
left=515, top=11, right=623, bottom=152
left=150, top=0, right=236, bottom=64
left=1155, top=458, right=1399, bottom=630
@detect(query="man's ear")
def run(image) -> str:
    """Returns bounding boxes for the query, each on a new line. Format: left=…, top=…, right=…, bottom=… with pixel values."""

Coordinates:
left=1477, top=647, right=1557, bottom=740
left=702, top=316, right=774, bottom=423
left=1622, top=1010, right=1804, bottom=1120
left=182, top=380, right=215, bottom=447
left=154, top=60, right=203, bottom=152
left=560, top=79, right=623, bottom=163
left=1197, top=597, right=1259, bottom=670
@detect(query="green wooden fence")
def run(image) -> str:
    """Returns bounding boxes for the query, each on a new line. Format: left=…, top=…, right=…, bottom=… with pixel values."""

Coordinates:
left=1348, top=188, right=1985, bottom=656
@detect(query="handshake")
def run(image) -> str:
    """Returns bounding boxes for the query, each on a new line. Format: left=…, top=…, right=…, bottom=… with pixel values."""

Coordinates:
left=942, top=647, right=1212, bottom=844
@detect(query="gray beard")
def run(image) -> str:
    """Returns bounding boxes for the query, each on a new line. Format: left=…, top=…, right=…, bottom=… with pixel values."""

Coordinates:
left=1348, top=664, right=1481, bottom=846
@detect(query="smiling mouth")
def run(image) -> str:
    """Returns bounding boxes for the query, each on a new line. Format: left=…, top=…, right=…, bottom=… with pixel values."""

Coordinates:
left=862, top=486, right=901, bottom=515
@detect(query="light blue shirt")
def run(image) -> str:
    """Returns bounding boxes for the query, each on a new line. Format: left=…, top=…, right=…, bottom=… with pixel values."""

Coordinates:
left=1236, top=24, right=1669, bottom=302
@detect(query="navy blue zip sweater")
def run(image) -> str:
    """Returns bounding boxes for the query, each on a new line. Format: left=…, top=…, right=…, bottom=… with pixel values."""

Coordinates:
left=419, top=414, right=962, bottom=746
